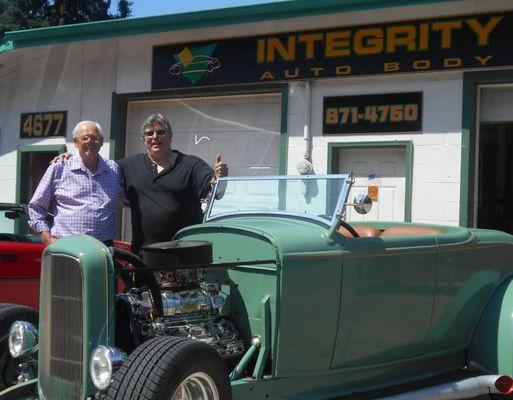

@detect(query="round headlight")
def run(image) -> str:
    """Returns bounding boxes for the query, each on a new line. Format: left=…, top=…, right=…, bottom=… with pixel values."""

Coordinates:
left=8, top=321, right=38, bottom=358
left=90, top=346, right=126, bottom=390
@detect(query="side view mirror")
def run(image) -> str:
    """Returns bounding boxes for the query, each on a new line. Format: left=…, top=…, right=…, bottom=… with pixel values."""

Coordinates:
left=325, top=193, right=373, bottom=240
left=348, top=193, right=373, bottom=215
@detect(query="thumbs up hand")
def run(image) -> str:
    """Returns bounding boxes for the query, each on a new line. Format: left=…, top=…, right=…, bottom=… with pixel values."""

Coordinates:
left=214, top=153, right=228, bottom=178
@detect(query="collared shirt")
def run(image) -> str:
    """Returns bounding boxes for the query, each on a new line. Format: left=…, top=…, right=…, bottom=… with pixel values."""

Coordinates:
left=28, top=155, right=124, bottom=242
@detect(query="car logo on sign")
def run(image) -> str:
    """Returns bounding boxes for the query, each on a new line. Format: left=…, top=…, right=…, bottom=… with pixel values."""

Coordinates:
left=169, top=44, right=220, bottom=85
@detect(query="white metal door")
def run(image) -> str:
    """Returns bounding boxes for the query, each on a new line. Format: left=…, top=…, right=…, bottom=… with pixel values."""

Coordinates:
left=338, top=147, right=406, bottom=222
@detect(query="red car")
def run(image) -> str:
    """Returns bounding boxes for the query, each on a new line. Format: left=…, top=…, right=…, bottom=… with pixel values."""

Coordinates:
left=0, top=204, right=43, bottom=309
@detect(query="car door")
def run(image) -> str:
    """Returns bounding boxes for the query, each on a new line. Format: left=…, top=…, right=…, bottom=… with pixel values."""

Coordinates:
left=0, top=206, right=43, bottom=309
left=0, top=241, right=43, bottom=309
left=331, top=233, right=437, bottom=368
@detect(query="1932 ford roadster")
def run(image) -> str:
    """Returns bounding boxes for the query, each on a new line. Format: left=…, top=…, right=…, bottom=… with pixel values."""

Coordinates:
left=2, top=173, right=513, bottom=399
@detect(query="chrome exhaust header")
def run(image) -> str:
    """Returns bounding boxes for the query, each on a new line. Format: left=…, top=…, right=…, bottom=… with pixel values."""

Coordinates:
left=377, top=374, right=513, bottom=400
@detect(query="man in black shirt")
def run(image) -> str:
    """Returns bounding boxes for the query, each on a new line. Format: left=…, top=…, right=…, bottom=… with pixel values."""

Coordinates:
left=118, top=113, right=228, bottom=252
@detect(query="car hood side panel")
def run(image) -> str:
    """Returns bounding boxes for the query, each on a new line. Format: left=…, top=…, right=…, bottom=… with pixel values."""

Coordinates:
left=177, top=217, right=346, bottom=376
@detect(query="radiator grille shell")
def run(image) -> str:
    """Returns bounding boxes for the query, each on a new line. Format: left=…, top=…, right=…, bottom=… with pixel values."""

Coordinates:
left=39, top=253, right=84, bottom=400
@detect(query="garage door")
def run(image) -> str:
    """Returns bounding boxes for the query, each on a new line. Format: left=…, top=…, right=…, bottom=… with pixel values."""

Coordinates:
left=338, top=147, right=406, bottom=222
left=125, top=93, right=281, bottom=175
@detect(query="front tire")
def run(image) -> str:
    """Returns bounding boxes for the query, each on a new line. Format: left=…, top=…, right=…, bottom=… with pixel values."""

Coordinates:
left=107, top=336, right=231, bottom=400
left=0, top=303, right=38, bottom=390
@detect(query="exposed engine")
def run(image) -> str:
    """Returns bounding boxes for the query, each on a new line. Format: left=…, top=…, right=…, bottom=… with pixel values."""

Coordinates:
left=115, top=266, right=245, bottom=359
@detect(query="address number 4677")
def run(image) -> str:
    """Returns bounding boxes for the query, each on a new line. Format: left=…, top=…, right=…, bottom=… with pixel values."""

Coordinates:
left=22, top=112, right=65, bottom=137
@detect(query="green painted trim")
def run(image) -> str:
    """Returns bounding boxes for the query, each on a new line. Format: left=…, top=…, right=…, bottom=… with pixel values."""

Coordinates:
left=460, top=68, right=513, bottom=227
left=16, top=144, right=67, bottom=204
left=327, top=140, right=413, bottom=221
left=1, top=0, right=460, bottom=51
left=279, top=85, right=289, bottom=175
left=113, top=83, right=286, bottom=102
left=109, top=93, right=117, bottom=161
left=405, top=142, right=413, bottom=221
left=110, top=92, right=128, bottom=161
left=110, top=92, right=128, bottom=239
left=17, top=144, right=66, bottom=152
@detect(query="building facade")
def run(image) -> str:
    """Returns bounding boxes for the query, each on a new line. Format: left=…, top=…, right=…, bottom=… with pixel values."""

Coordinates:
left=1, top=0, right=512, bottom=239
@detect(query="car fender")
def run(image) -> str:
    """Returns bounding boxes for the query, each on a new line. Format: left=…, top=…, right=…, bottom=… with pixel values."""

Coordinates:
left=468, top=275, right=513, bottom=375
left=0, top=378, right=37, bottom=399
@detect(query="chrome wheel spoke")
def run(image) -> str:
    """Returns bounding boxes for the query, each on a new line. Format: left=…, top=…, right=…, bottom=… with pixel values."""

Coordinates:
left=170, top=372, right=219, bottom=400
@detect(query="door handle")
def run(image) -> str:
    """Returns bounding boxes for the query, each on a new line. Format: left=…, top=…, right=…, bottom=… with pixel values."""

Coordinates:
left=1, top=254, right=17, bottom=261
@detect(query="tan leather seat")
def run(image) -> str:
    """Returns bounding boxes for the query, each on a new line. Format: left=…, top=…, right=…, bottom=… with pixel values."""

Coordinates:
left=338, top=225, right=381, bottom=238
left=380, top=225, right=443, bottom=236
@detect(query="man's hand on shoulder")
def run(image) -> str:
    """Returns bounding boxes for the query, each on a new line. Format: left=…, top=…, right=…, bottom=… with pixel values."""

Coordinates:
left=50, top=152, right=72, bottom=164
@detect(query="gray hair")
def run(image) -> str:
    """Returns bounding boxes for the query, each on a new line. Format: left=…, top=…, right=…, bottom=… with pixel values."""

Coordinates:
left=72, top=120, right=103, bottom=139
left=140, top=113, right=172, bottom=137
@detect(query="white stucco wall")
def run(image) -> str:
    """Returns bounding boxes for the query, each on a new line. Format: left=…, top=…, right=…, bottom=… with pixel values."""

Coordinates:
left=286, top=72, right=463, bottom=225
left=0, top=39, right=118, bottom=202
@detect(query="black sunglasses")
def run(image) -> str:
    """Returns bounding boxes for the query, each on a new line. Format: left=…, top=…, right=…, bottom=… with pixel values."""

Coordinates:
left=143, top=129, right=167, bottom=137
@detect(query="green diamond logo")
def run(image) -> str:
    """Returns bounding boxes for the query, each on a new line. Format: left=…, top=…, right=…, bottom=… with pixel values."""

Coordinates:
left=169, top=44, right=220, bottom=85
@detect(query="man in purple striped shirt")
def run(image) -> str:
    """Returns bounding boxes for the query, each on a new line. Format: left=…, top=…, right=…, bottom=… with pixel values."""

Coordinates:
left=28, top=120, right=124, bottom=246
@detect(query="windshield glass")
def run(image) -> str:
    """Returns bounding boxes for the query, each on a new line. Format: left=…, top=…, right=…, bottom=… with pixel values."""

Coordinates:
left=205, top=174, right=351, bottom=224
left=0, top=205, right=40, bottom=242
left=0, top=209, right=16, bottom=234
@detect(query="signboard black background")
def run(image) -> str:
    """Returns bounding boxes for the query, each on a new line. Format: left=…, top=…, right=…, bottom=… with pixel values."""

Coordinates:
left=323, top=92, right=422, bottom=134
left=153, top=11, right=513, bottom=89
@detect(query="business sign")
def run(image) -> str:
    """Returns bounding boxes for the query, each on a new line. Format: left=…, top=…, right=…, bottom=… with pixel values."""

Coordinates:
left=20, top=111, right=67, bottom=138
left=323, top=92, right=422, bottom=134
left=153, top=11, right=511, bottom=89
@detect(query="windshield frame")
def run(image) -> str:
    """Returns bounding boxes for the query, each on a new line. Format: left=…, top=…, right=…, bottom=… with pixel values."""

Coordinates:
left=204, top=174, right=353, bottom=226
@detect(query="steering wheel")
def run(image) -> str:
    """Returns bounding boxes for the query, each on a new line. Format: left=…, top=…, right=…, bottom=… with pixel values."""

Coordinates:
left=339, top=220, right=360, bottom=238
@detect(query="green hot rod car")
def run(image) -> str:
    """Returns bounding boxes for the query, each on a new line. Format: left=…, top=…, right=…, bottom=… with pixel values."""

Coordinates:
left=2, top=174, right=513, bottom=399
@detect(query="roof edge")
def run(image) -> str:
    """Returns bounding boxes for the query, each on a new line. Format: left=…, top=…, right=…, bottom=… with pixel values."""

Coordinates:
left=3, top=0, right=459, bottom=51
